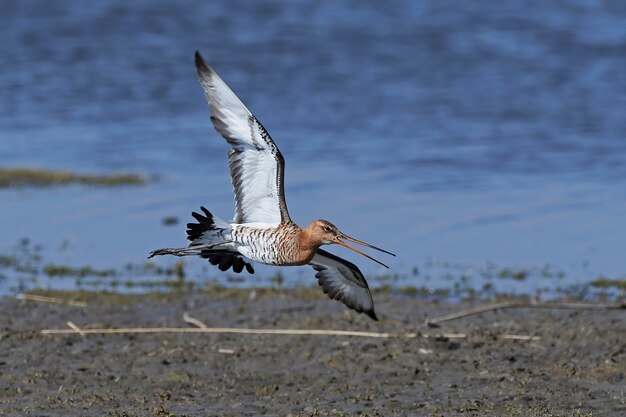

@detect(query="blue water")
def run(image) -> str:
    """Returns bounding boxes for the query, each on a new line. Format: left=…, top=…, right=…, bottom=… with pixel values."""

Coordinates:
left=1, top=1, right=626, bottom=296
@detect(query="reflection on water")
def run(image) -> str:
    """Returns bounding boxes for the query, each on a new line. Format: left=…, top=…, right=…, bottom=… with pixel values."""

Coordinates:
left=1, top=1, right=626, bottom=296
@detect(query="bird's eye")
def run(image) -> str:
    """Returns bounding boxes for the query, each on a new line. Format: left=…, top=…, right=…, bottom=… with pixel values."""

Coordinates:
left=323, top=226, right=332, bottom=232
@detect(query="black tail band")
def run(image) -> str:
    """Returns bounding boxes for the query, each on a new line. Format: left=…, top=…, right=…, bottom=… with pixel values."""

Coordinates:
left=186, top=206, right=214, bottom=242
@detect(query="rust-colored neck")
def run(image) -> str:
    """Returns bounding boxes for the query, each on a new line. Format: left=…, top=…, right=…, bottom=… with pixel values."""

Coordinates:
left=294, top=226, right=324, bottom=264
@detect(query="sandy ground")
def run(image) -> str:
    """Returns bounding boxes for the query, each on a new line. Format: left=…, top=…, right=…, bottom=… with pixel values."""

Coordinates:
left=0, top=288, right=624, bottom=416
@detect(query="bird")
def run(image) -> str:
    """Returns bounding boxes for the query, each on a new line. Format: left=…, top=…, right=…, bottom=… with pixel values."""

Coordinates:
left=149, top=51, right=395, bottom=320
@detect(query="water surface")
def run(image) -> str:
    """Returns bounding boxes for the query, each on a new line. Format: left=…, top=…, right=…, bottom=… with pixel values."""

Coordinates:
left=2, top=1, right=626, bottom=296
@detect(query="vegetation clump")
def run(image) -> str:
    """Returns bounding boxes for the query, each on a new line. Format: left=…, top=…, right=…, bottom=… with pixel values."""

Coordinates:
left=590, top=277, right=626, bottom=291
left=0, top=167, right=146, bottom=188
left=497, top=268, right=528, bottom=281
left=43, top=264, right=116, bottom=278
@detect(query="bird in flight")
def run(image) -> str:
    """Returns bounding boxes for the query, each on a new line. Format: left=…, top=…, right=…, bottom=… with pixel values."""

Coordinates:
left=150, top=51, right=395, bottom=320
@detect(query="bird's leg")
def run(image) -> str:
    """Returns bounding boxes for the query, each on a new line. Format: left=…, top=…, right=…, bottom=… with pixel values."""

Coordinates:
left=148, top=243, right=230, bottom=259
left=148, top=247, right=193, bottom=258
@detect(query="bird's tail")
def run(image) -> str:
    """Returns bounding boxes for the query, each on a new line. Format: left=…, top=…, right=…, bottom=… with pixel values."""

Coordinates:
left=148, top=207, right=232, bottom=259
left=185, top=206, right=231, bottom=246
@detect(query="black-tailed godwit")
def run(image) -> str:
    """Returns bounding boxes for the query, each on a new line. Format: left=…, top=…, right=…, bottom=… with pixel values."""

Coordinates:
left=149, top=52, right=395, bottom=320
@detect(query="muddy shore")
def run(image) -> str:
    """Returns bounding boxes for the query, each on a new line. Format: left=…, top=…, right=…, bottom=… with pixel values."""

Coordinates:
left=0, top=289, right=624, bottom=416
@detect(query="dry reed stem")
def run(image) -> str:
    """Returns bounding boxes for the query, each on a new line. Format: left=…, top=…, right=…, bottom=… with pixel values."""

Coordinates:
left=41, top=326, right=416, bottom=338
left=39, top=323, right=536, bottom=341
left=183, top=313, right=208, bottom=328
left=425, top=300, right=625, bottom=326
left=43, top=303, right=624, bottom=340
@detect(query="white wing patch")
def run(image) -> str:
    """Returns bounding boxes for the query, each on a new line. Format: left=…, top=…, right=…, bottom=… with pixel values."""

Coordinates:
left=195, top=52, right=290, bottom=225
left=309, top=249, right=377, bottom=320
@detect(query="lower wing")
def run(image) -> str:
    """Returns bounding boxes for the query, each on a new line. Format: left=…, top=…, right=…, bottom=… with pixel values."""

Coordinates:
left=309, top=249, right=377, bottom=320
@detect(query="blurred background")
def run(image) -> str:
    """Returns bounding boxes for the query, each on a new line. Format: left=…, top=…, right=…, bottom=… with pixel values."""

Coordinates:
left=1, top=0, right=625, bottom=297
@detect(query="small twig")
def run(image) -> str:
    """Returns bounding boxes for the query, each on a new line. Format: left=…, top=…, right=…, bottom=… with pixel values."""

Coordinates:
left=183, top=313, right=207, bottom=329
left=15, top=294, right=87, bottom=308
left=66, top=321, right=85, bottom=336
left=502, top=334, right=541, bottom=341
left=426, top=300, right=624, bottom=326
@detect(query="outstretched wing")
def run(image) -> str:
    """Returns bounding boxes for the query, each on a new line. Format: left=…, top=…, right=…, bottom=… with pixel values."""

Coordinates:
left=195, top=51, right=290, bottom=225
left=309, top=249, right=377, bottom=320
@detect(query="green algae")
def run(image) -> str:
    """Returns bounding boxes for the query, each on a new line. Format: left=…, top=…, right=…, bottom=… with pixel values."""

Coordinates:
left=269, top=272, right=284, bottom=285
left=0, top=255, right=19, bottom=268
left=496, top=267, right=528, bottom=281
left=43, top=264, right=116, bottom=278
left=590, top=277, right=626, bottom=291
left=0, top=167, right=147, bottom=188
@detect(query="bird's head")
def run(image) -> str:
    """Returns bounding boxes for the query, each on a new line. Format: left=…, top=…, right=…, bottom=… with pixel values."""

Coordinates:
left=309, top=220, right=341, bottom=244
left=306, top=219, right=396, bottom=268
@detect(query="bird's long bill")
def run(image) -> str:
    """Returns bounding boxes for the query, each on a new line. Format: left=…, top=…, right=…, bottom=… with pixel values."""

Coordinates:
left=334, top=233, right=396, bottom=269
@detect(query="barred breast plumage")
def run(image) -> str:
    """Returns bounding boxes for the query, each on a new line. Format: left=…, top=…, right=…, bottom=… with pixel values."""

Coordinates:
left=231, top=223, right=311, bottom=266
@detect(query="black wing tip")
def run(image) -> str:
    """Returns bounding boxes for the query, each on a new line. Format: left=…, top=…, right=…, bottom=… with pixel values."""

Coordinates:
left=366, top=309, right=379, bottom=321
left=194, top=50, right=203, bottom=64
left=194, top=50, right=211, bottom=74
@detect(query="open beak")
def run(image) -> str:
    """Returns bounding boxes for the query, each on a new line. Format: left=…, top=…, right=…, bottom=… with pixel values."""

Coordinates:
left=333, top=233, right=396, bottom=269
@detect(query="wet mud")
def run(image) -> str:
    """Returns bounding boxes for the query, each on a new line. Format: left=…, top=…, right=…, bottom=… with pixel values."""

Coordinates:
left=0, top=289, right=624, bottom=416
